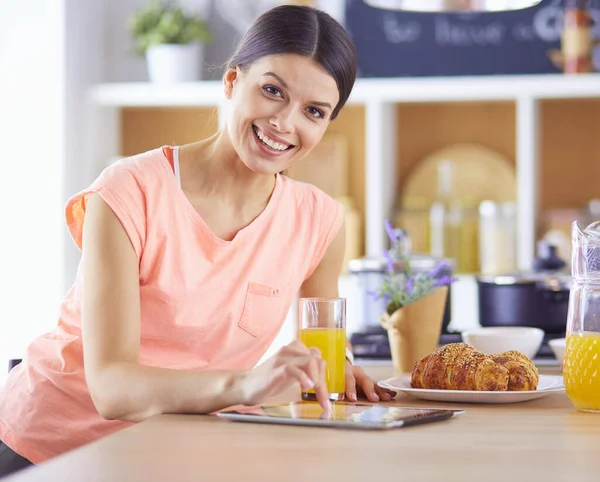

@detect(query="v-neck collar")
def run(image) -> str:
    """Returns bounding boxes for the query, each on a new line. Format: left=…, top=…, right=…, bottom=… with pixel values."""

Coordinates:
left=160, top=146, right=283, bottom=247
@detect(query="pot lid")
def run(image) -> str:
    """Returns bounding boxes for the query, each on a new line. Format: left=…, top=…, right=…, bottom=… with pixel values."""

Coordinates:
left=477, top=271, right=572, bottom=288
left=347, top=253, right=454, bottom=273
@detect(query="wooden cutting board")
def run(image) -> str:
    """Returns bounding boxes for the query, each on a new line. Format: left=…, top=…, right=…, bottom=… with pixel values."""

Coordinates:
left=396, top=143, right=517, bottom=266
left=286, top=134, right=349, bottom=199
left=401, top=143, right=516, bottom=206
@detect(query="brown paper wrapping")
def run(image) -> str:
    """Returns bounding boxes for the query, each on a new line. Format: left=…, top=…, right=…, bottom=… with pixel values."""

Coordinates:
left=379, top=286, right=448, bottom=375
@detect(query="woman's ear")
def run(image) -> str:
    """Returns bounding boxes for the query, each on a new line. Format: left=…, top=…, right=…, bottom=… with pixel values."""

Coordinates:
left=223, top=67, right=239, bottom=99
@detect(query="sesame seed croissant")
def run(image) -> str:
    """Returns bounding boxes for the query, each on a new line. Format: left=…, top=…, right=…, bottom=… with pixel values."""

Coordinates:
left=410, top=343, right=510, bottom=391
left=491, top=350, right=539, bottom=391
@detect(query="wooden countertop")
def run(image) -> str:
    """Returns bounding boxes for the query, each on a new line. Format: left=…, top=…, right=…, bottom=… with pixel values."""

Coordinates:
left=5, top=365, right=599, bottom=482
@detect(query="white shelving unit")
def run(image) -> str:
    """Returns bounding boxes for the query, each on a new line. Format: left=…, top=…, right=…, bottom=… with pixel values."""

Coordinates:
left=88, top=73, right=600, bottom=270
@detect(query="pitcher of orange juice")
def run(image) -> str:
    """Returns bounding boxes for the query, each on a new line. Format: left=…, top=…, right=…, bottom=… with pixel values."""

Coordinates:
left=564, top=220, right=600, bottom=413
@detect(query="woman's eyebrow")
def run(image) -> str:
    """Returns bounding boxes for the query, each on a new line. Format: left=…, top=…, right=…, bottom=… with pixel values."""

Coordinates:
left=262, top=71, right=332, bottom=110
left=263, top=71, right=289, bottom=88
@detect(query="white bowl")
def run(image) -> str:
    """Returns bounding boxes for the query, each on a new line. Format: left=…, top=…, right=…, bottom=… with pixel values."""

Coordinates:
left=461, top=327, right=545, bottom=359
left=548, top=338, right=566, bottom=365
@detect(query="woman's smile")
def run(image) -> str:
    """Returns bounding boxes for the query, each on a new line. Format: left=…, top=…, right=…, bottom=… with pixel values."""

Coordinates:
left=251, top=124, right=295, bottom=156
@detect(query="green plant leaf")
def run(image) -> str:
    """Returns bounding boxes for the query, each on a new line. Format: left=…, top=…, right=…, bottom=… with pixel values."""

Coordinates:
left=128, top=0, right=213, bottom=56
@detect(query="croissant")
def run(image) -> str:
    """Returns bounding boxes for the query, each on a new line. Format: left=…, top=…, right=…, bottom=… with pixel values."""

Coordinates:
left=491, top=350, right=539, bottom=391
left=410, top=343, right=509, bottom=391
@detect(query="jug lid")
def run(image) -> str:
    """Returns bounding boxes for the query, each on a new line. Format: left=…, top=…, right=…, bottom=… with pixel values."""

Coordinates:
left=571, top=220, right=600, bottom=280
left=573, top=220, right=600, bottom=246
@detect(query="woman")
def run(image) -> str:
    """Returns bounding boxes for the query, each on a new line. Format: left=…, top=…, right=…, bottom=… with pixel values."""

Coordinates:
left=0, top=5, right=395, bottom=476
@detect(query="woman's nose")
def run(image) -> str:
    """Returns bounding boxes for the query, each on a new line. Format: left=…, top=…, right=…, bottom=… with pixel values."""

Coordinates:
left=269, top=105, right=295, bottom=133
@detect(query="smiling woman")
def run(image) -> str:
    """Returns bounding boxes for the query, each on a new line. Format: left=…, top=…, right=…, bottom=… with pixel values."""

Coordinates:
left=0, top=4, right=395, bottom=478
left=223, top=54, right=340, bottom=176
left=220, top=4, right=355, bottom=177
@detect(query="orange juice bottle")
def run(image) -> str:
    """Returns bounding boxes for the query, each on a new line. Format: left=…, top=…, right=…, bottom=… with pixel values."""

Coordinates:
left=563, top=331, right=600, bottom=413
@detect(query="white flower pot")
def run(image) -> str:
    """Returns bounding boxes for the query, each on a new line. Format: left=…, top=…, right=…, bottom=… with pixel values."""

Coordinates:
left=145, top=43, right=204, bottom=84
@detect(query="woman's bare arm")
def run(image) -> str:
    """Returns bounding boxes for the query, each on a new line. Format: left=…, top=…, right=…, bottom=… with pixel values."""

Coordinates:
left=81, top=193, right=328, bottom=422
left=81, top=193, right=246, bottom=421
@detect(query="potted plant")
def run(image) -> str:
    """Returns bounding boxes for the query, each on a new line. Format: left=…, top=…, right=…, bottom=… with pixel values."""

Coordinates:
left=370, top=220, right=457, bottom=373
left=129, top=0, right=213, bottom=84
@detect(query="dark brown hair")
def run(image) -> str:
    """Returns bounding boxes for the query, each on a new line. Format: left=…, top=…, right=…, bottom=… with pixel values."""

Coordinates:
left=226, top=5, right=357, bottom=120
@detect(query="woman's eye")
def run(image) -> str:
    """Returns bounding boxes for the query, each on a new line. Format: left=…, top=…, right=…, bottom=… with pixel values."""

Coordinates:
left=263, top=85, right=283, bottom=97
left=307, top=107, right=325, bottom=119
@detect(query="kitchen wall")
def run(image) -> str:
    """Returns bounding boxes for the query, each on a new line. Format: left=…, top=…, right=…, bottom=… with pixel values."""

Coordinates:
left=102, top=0, right=345, bottom=83
left=0, top=0, right=67, bottom=381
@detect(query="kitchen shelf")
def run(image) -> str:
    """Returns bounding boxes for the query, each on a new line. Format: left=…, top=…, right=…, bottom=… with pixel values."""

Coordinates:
left=87, top=73, right=600, bottom=272
left=90, top=73, right=600, bottom=106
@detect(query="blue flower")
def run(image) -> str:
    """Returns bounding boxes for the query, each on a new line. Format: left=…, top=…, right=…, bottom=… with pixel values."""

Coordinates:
left=406, top=277, right=413, bottom=295
left=383, top=249, right=395, bottom=273
left=432, top=275, right=457, bottom=288
left=367, top=289, right=380, bottom=301
left=385, top=219, right=398, bottom=243
left=429, top=260, right=450, bottom=278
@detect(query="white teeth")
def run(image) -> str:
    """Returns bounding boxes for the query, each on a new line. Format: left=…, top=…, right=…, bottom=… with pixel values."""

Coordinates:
left=255, top=126, right=289, bottom=151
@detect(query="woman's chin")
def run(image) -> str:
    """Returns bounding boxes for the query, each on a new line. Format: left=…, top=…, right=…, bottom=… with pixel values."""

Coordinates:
left=242, top=158, right=285, bottom=176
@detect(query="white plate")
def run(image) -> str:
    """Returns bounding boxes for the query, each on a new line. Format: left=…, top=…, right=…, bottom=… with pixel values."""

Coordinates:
left=378, top=375, right=565, bottom=404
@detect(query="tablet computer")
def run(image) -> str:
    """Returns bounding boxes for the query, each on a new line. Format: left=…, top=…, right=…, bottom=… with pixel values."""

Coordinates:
left=217, top=402, right=464, bottom=430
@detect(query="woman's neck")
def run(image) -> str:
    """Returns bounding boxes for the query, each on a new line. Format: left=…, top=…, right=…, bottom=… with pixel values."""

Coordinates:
left=179, top=129, right=277, bottom=213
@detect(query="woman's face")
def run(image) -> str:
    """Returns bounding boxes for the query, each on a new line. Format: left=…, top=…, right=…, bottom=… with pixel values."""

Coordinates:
left=223, top=54, right=340, bottom=176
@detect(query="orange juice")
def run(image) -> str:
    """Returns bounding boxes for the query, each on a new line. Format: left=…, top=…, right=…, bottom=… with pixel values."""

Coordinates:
left=299, top=327, right=346, bottom=399
left=563, top=331, right=600, bottom=413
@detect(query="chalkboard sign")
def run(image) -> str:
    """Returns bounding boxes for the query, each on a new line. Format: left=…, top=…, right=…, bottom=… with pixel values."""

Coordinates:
left=345, top=0, right=600, bottom=77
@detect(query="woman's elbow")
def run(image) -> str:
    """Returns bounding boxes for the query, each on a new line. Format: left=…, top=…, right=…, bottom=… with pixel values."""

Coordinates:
left=85, top=368, right=151, bottom=422
left=86, top=382, right=126, bottom=421
left=93, top=398, right=121, bottom=421
left=90, top=392, right=154, bottom=422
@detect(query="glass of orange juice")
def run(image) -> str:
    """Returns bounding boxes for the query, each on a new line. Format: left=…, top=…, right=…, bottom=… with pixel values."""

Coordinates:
left=298, top=297, right=346, bottom=401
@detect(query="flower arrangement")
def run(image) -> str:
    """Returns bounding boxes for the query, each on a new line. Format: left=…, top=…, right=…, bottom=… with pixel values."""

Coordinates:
left=370, top=220, right=457, bottom=316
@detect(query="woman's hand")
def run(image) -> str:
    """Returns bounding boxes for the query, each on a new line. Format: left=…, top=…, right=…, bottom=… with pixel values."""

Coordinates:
left=238, top=341, right=332, bottom=411
left=345, top=362, right=397, bottom=403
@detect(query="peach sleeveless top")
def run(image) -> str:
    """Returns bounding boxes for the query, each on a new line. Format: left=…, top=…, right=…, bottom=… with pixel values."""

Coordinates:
left=0, top=146, right=343, bottom=463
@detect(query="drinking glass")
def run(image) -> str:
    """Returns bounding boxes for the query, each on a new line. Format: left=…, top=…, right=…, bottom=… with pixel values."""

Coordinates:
left=298, top=297, right=346, bottom=401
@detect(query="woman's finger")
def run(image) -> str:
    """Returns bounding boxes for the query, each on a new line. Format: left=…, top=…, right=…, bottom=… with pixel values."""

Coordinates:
left=306, top=354, right=331, bottom=411
left=313, top=368, right=332, bottom=412
left=283, top=363, right=315, bottom=391
left=284, top=340, right=310, bottom=357
left=302, top=354, right=321, bottom=389
left=345, top=365, right=357, bottom=402
left=354, top=370, right=379, bottom=402
left=308, top=346, right=322, bottom=359
left=375, top=383, right=397, bottom=401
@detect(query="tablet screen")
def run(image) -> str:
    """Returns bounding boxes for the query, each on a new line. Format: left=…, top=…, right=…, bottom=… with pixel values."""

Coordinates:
left=218, top=402, right=463, bottom=429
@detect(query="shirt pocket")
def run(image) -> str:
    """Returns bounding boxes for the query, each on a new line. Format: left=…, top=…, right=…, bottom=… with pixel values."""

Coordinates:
left=238, top=281, right=290, bottom=338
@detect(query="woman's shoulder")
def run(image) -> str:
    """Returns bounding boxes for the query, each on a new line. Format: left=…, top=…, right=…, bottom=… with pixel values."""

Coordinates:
left=108, top=146, right=173, bottom=180
left=280, top=175, right=343, bottom=214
